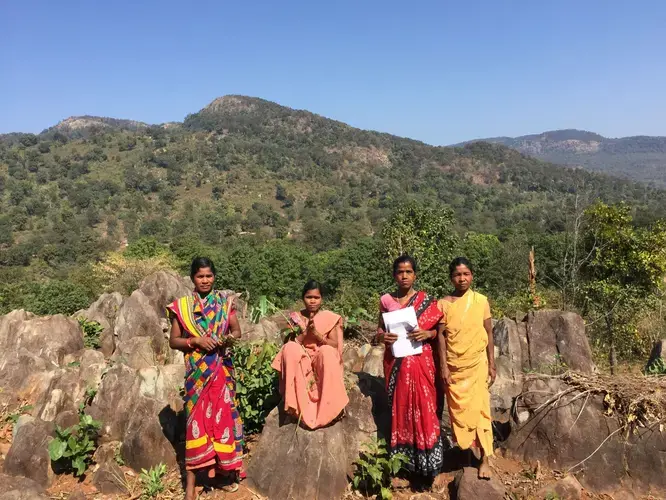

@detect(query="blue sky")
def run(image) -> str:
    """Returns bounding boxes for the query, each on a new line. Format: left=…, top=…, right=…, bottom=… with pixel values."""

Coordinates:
left=2, top=0, right=665, bottom=144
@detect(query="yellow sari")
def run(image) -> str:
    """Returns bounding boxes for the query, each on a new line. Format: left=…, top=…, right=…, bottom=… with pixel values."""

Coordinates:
left=438, top=290, right=493, bottom=456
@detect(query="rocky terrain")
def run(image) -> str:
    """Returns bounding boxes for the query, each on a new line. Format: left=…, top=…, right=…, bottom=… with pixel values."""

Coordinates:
left=0, top=271, right=665, bottom=499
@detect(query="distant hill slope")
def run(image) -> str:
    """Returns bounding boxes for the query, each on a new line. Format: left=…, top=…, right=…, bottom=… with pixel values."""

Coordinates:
left=456, top=129, right=666, bottom=186
left=1, top=96, right=665, bottom=278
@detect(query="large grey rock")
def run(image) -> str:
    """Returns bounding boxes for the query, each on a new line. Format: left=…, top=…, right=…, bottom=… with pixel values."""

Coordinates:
left=92, top=442, right=129, bottom=494
left=452, top=467, right=505, bottom=500
left=75, top=292, right=123, bottom=356
left=113, top=291, right=166, bottom=361
left=240, top=317, right=282, bottom=343
left=138, top=271, right=192, bottom=316
left=361, top=345, right=385, bottom=378
left=505, top=375, right=666, bottom=494
left=491, top=319, right=524, bottom=420
left=538, top=475, right=584, bottom=500
left=88, top=363, right=182, bottom=471
left=526, top=310, right=595, bottom=373
left=3, top=418, right=54, bottom=487
left=0, top=473, right=49, bottom=500
left=0, top=348, right=58, bottom=408
left=247, top=373, right=388, bottom=500
left=0, top=311, right=83, bottom=366
left=113, top=336, right=157, bottom=370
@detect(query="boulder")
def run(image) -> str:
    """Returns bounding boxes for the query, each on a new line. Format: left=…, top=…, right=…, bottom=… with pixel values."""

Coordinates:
left=88, top=363, right=182, bottom=471
left=361, top=345, right=385, bottom=378
left=343, top=346, right=365, bottom=373
left=113, top=337, right=157, bottom=370
left=113, top=291, right=166, bottom=360
left=75, top=292, right=123, bottom=356
left=240, top=317, right=282, bottom=343
left=0, top=348, right=58, bottom=407
left=537, top=475, right=584, bottom=500
left=247, top=372, right=389, bottom=500
left=3, top=417, right=54, bottom=487
left=0, top=473, right=49, bottom=500
left=0, top=311, right=83, bottom=366
left=526, top=310, right=594, bottom=373
left=92, top=442, right=129, bottom=494
left=646, top=339, right=666, bottom=372
left=452, top=467, right=505, bottom=500
left=138, top=271, right=192, bottom=315
left=491, top=319, right=524, bottom=420
left=505, top=375, right=666, bottom=494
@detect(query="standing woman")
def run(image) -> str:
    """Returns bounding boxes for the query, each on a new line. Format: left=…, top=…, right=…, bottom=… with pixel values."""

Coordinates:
left=437, top=257, right=495, bottom=479
left=272, top=280, right=349, bottom=429
left=375, top=255, right=444, bottom=480
left=168, top=257, right=245, bottom=499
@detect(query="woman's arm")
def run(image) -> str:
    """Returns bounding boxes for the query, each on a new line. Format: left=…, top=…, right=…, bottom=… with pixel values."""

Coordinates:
left=315, top=319, right=340, bottom=349
left=484, top=315, right=496, bottom=386
left=168, top=316, right=217, bottom=352
left=228, top=311, right=242, bottom=340
left=375, top=313, right=398, bottom=346
left=437, top=322, right=452, bottom=385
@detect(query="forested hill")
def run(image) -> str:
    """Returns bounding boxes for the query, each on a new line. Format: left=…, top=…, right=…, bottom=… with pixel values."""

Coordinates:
left=457, top=129, right=666, bottom=186
left=1, top=95, right=665, bottom=316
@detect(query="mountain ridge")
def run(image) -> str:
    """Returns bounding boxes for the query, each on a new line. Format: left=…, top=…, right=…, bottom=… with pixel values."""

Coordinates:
left=456, top=129, right=666, bottom=185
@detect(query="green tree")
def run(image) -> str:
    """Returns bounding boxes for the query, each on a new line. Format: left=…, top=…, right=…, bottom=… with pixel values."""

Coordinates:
left=381, top=201, right=459, bottom=297
left=580, top=202, right=666, bottom=373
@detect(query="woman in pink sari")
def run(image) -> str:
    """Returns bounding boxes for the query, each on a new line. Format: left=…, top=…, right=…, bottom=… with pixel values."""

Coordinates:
left=272, top=280, right=349, bottom=429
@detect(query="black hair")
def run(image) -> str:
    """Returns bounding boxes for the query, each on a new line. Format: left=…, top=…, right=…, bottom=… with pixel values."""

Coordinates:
left=302, top=279, right=324, bottom=299
left=190, top=257, right=216, bottom=279
left=392, top=254, right=418, bottom=275
left=449, top=257, right=473, bottom=277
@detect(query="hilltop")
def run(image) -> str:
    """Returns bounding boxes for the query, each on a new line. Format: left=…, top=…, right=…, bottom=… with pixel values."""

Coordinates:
left=2, top=95, right=666, bottom=316
left=457, top=129, right=666, bottom=185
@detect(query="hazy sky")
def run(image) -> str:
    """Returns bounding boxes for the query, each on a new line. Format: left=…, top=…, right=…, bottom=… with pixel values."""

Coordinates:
left=2, top=0, right=665, bottom=144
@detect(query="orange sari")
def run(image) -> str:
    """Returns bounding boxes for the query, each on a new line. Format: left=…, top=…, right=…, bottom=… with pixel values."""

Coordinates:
left=271, top=310, right=349, bottom=429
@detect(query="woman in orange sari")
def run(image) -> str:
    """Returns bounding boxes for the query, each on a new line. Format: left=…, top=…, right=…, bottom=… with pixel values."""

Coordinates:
left=272, top=280, right=349, bottom=429
left=437, top=257, right=496, bottom=479
left=168, top=257, right=244, bottom=499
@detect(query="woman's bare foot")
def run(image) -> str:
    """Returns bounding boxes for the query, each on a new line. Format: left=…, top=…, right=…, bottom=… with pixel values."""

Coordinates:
left=185, top=470, right=196, bottom=500
left=478, top=455, right=492, bottom=479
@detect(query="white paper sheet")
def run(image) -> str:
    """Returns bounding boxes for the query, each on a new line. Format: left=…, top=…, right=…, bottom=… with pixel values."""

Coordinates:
left=382, top=306, right=423, bottom=358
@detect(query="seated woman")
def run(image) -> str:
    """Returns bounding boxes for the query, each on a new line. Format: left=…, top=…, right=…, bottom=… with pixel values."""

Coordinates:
left=437, top=257, right=496, bottom=479
left=167, top=257, right=244, bottom=499
left=271, top=280, right=349, bottom=429
left=375, top=255, right=444, bottom=479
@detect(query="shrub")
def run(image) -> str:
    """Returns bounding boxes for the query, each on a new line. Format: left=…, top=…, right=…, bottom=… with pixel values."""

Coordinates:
left=232, top=341, right=280, bottom=435
left=77, top=318, right=103, bottom=349
left=139, top=463, right=168, bottom=498
left=351, top=437, right=409, bottom=500
left=48, top=413, right=102, bottom=476
left=26, top=280, right=91, bottom=316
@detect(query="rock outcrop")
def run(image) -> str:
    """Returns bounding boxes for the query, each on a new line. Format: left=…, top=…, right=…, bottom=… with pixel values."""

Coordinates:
left=0, top=473, right=50, bottom=499
left=247, top=373, right=388, bottom=500
left=505, top=375, right=666, bottom=495
left=452, top=467, right=506, bottom=500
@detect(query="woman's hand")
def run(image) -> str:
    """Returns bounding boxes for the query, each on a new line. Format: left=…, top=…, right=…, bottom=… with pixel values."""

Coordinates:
left=441, top=367, right=453, bottom=386
left=488, top=364, right=497, bottom=386
left=378, top=330, right=399, bottom=346
left=194, top=337, right=218, bottom=352
left=407, top=328, right=434, bottom=342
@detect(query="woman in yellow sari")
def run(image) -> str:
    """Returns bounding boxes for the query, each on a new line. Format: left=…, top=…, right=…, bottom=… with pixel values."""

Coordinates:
left=437, top=257, right=496, bottom=479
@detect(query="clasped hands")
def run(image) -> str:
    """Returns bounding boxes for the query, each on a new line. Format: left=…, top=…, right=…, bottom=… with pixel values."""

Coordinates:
left=190, top=336, right=235, bottom=352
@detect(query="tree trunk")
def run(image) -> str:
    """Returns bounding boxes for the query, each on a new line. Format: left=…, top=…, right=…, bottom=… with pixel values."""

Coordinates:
left=607, top=315, right=616, bottom=375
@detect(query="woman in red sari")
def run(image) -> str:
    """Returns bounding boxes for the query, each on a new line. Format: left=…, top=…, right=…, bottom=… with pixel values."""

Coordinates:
left=375, top=255, right=444, bottom=480
left=168, top=257, right=244, bottom=499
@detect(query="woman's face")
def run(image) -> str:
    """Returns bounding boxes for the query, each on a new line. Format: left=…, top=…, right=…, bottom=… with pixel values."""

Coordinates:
left=394, top=262, right=416, bottom=290
left=303, top=288, right=322, bottom=314
left=451, top=264, right=473, bottom=292
left=193, top=267, right=215, bottom=294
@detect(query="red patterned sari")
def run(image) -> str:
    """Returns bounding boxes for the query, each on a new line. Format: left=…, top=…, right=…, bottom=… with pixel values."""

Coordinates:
left=381, top=290, right=444, bottom=476
left=167, top=291, right=245, bottom=475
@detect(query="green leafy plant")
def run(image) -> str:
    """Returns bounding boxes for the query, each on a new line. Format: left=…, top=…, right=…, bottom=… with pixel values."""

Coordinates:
left=232, top=341, right=280, bottom=434
left=646, top=357, right=666, bottom=375
left=78, top=387, right=97, bottom=414
left=48, top=413, right=102, bottom=476
left=248, top=295, right=280, bottom=324
left=351, top=437, right=409, bottom=500
left=77, top=317, right=104, bottom=349
left=114, top=444, right=125, bottom=467
left=139, top=463, right=168, bottom=498
left=2, top=403, right=33, bottom=424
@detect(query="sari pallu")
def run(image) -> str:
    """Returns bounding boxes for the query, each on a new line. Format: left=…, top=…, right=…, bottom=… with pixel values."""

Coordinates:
left=381, top=291, right=444, bottom=476
left=166, top=291, right=244, bottom=473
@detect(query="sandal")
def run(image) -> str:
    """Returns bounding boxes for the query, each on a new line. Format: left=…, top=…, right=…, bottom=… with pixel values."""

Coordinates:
left=221, top=482, right=239, bottom=493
